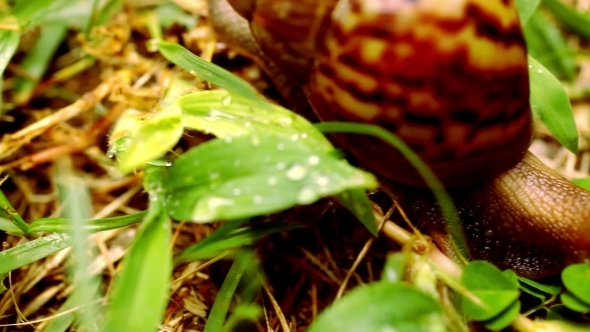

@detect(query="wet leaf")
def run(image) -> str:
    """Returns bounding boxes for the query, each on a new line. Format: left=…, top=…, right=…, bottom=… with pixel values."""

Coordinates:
left=382, top=253, right=407, bottom=284
left=562, top=263, right=590, bottom=305
left=308, top=282, right=445, bottom=332
left=484, top=301, right=520, bottom=331
left=528, top=56, right=578, bottom=153
left=162, top=134, right=377, bottom=223
left=461, top=261, right=520, bottom=321
left=516, top=0, right=541, bottom=24
left=178, top=90, right=332, bottom=153
left=561, top=292, right=590, bottom=313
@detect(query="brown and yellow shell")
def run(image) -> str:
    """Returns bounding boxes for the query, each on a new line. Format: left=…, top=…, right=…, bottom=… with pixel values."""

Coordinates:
left=307, top=0, right=532, bottom=187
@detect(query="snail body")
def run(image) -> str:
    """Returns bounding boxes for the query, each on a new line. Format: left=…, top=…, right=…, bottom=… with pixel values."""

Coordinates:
left=209, top=0, right=590, bottom=278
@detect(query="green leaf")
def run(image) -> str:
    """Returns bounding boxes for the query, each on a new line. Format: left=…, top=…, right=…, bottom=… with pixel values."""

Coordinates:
left=178, top=90, right=332, bottom=153
left=524, top=11, right=575, bottom=80
left=155, top=2, right=197, bottom=29
left=117, top=80, right=185, bottom=173
left=157, top=41, right=268, bottom=109
left=484, top=301, right=520, bottom=331
left=0, top=189, right=28, bottom=233
left=162, top=134, right=377, bottom=223
left=382, top=253, right=407, bottom=283
left=204, top=250, right=259, bottom=332
left=55, top=157, right=101, bottom=329
left=572, top=178, right=590, bottom=191
left=561, top=292, right=590, bottom=313
left=461, top=261, right=520, bottom=321
left=13, top=23, right=68, bottom=104
left=334, top=188, right=377, bottom=236
left=100, top=167, right=172, bottom=332
left=543, top=0, right=590, bottom=41
left=27, top=211, right=146, bottom=233
left=0, top=234, right=72, bottom=275
left=562, top=263, right=590, bottom=305
left=518, top=276, right=562, bottom=296
left=528, top=55, right=578, bottom=153
left=0, top=29, right=20, bottom=78
left=515, top=0, right=541, bottom=24
left=308, top=282, right=445, bottom=332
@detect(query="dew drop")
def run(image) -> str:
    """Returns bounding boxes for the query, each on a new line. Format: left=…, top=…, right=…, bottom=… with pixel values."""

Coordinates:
left=267, top=176, right=278, bottom=186
left=251, top=135, right=261, bottom=146
left=297, top=186, right=317, bottom=204
left=224, top=136, right=233, bottom=143
left=306, top=155, right=320, bottom=165
left=528, top=65, right=532, bottom=69
left=221, top=95, right=232, bottom=106
left=290, top=133, right=299, bottom=141
left=232, top=188, right=241, bottom=196
left=537, top=69, right=543, bottom=73
left=165, top=160, right=172, bottom=167
left=301, top=133, right=308, bottom=139
left=316, top=175, right=329, bottom=187
left=107, top=153, right=114, bottom=159
left=277, top=143, right=285, bottom=151
left=285, top=163, right=308, bottom=181
left=276, top=162, right=286, bottom=170
left=253, top=195, right=263, bottom=204
left=277, top=117, right=292, bottom=126
left=189, top=70, right=198, bottom=76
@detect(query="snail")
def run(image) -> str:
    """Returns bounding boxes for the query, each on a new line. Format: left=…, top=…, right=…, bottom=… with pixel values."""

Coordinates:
left=206, top=0, right=590, bottom=279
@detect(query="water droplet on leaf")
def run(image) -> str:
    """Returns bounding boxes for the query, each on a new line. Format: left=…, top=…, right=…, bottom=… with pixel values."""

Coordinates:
left=286, top=163, right=307, bottom=181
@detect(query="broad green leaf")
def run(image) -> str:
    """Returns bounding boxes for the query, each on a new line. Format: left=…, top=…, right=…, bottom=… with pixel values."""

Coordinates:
left=484, top=301, right=520, bottom=331
left=157, top=41, right=268, bottom=109
left=528, top=56, right=578, bottom=153
left=543, top=0, right=590, bottom=41
left=162, top=134, right=377, bottom=223
left=0, top=234, right=72, bottom=275
left=117, top=80, right=186, bottom=173
left=524, top=11, right=575, bottom=80
left=562, top=263, right=590, bottom=305
left=572, top=178, right=590, bottom=191
left=178, top=90, right=332, bottom=153
left=561, top=292, right=590, bottom=313
left=100, top=173, right=172, bottom=332
left=515, top=0, right=541, bottom=24
left=308, top=282, right=445, bottom=332
left=461, top=261, right=520, bottom=321
left=334, top=188, right=377, bottom=235
left=382, top=253, right=407, bottom=283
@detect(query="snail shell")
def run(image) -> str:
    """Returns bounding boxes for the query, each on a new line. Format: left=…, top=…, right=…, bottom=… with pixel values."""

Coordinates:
left=209, top=0, right=590, bottom=278
left=308, top=0, right=532, bottom=187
